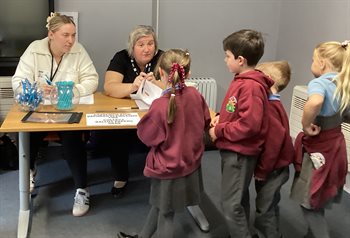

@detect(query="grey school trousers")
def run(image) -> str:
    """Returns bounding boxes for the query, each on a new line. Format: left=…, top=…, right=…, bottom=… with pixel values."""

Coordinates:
left=254, top=166, right=290, bottom=238
left=220, top=150, right=257, bottom=238
left=139, top=206, right=175, bottom=238
left=301, top=206, right=330, bottom=238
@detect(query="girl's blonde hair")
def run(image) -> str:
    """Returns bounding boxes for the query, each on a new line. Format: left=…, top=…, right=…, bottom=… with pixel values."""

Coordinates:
left=316, top=41, right=350, bottom=113
left=46, top=12, right=75, bottom=33
left=157, top=49, right=191, bottom=124
left=256, top=60, right=291, bottom=92
left=334, top=41, right=350, bottom=113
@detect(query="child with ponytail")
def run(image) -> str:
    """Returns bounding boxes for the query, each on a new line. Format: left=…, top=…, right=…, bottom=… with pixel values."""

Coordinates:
left=291, top=40, right=350, bottom=238
left=117, top=49, right=211, bottom=238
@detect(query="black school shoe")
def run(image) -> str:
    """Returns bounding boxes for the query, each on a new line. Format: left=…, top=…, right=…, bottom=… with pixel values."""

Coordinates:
left=111, top=181, right=128, bottom=198
left=117, top=231, right=139, bottom=238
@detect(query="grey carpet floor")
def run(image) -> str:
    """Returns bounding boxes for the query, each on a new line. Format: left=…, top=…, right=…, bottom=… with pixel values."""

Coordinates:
left=1, top=147, right=350, bottom=238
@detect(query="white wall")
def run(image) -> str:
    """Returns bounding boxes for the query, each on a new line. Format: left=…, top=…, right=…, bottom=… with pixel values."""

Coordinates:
left=55, top=0, right=282, bottom=108
left=157, top=0, right=282, bottom=110
left=277, top=0, right=350, bottom=112
left=55, top=0, right=153, bottom=91
left=55, top=0, right=350, bottom=112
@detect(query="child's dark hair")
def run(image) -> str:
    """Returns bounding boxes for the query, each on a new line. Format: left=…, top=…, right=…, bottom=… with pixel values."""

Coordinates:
left=223, top=29, right=264, bottom=66
left=157, top=49, right=191, bottom=124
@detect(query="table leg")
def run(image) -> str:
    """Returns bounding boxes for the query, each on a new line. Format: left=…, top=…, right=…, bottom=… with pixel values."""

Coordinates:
left=186, top=166, right=210, bottom=232
left=17, top=132, right=30, bottom=238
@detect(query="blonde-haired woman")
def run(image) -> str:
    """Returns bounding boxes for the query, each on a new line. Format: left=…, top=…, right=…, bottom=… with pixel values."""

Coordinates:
left=12, top=12, right=98, bottom=217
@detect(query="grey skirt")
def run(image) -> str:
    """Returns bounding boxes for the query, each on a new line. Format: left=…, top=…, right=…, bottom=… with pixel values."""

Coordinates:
left=149, top=167, right=202, bottom=213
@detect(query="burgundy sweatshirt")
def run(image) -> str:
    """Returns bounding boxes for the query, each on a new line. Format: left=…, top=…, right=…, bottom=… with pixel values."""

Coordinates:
left=137, top=86, right=211, bottom=180
left=293, top=128, right=348, bottom=209
left=214, top=70, right=274, bottom=156
left=255, top=97, right=295, bottom=180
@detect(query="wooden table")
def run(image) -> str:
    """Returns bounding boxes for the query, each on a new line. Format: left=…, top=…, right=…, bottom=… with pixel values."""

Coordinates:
left=1, top=92, right=146, bottom=132
left=0, top=92, right=210, bottom=237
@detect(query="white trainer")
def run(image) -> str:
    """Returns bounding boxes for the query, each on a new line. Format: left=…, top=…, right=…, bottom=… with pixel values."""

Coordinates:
left=72, top=188, right=90, bottom=217
left=29, top=169, right=36, bottom=193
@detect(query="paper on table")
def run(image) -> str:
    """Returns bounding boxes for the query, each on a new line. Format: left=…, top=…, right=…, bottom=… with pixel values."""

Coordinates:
left=130, top=80, right=162, bottom=109
left=86, top=113, right=140, bottom=126
left=134, top=100, right=150, bottom=110
left=43, top=94, right=94, bottom=105
left=79, top=94, right=94, bottom=104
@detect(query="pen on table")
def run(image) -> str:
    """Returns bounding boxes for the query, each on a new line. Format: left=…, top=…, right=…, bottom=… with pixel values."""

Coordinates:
left=115, top=106, right=139, bottom=110
left=94, top=107, right=139, bottom=113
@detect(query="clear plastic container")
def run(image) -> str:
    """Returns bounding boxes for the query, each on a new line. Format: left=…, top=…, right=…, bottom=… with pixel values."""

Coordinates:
left=14, top=80, right=43, bottom=111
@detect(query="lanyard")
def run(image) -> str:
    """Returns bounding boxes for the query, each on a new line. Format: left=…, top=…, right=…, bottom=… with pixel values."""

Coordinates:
left=50, top=54, right=63, bottom=82
left=130, top=58, right=151, bottom=76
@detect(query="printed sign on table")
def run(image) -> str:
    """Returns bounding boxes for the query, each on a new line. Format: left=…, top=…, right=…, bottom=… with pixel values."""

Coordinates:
left=86, top=113, right=140, bottom=126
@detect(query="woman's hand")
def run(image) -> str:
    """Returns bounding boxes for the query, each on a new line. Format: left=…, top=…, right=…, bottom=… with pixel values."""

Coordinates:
left=41, top=84, right=54, bottom=98
left=131, top=74, right=145, bottom=92
left=144, top=72, right=155, bottom=81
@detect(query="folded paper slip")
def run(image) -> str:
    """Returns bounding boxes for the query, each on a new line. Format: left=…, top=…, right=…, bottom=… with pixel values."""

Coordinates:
left=130, top=80, right=162, bottom=110
left=21, top=111, right=83, bottom=124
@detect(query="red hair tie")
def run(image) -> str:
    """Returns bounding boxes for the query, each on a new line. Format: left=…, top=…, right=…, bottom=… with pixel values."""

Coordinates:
left=168, top=63, right=185, bottom=84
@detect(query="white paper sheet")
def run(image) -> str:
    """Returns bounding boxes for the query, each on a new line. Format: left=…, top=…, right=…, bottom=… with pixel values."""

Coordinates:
left=130, top=80, right=162, bottom=109
left=86, top=113, right=140, bottom=126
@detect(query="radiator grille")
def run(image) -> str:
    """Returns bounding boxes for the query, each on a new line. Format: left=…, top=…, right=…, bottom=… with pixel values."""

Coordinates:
left=292, top=95, right=307, bottom=111
left=186, top=77, right=217, bottom=111
left=0, top=77, right=15, bottom=124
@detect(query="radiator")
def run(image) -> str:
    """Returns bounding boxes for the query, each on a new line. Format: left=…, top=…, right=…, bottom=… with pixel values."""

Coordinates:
left=0, top=76, right=14, bottom=124
left=289, top=85, right=350, bottom=176
left=289, top=85, right=308, bottom=140
left=186, top=77, right=217, bottom=111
